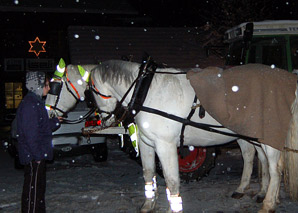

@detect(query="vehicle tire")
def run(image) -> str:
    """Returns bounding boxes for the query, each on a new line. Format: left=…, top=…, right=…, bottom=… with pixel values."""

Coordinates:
left=156, top=146, right=216, bottom=182
left=92, top=142, right=108, bottom=162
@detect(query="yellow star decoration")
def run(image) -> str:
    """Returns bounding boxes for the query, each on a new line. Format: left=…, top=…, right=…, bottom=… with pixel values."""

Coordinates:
left=28, top=37, right=46, bottom=57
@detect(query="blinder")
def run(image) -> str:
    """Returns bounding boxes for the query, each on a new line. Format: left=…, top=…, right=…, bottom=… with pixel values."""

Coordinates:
left=84, top=89, right=96, bottom=108
left=49, top=81, right=62, bottom=96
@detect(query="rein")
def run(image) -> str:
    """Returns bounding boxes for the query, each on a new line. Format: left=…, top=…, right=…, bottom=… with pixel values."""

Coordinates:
left=62, top=107, right=96, bottom=124
left=48, top=69, right=95, bottom=124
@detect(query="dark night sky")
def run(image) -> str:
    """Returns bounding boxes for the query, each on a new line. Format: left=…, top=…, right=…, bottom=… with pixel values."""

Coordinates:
left=1, top=0, right=298, bottom=28
left=0, top=0, right=298, bottom=60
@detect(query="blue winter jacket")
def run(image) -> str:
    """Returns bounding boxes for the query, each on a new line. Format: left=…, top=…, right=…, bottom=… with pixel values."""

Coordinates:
left=16, top=92, right=60, bottom=165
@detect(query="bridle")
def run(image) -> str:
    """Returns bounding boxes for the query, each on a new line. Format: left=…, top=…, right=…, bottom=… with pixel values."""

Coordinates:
left=89, top=57, right=157, bottom=127
left=47, top=68, right=95, bottom=124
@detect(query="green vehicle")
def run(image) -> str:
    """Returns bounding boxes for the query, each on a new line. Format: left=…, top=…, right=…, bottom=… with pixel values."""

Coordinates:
left=224, top=20, right=298, bottom=73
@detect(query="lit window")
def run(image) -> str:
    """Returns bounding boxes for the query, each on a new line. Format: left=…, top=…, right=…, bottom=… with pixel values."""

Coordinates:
left=5, top=82, right=22, bottom=109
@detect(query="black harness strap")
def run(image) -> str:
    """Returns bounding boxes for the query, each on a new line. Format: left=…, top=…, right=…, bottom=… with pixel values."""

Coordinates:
left=128, top=56, right=157, bottom=115
left=112, top=55, right=157, bottom=125
left=179, top=96, right=198, bottom=158
left=138, top=105, right=259, bottom=142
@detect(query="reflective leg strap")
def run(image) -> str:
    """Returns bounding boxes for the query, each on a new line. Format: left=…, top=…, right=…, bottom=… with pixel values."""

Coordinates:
left=166, top=188, right=183, bottom=212
left=145, top=182, right=155, bottom=199
left=144, top=177, right=157, bottom=199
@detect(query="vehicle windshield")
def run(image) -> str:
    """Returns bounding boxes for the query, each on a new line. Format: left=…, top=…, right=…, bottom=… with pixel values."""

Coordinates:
left=291, top=35, right=298, bottom=71
left=225, top=40, right=245, bottom=66
left=247, top=36, right=287, bottom=70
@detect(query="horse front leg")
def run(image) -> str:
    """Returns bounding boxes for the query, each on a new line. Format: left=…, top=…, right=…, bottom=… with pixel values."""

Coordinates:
left=155, top=141, right=182, bottom=213
left=259, top=145, right=282, bottom=213
left=139, top=138, right=158, bottom=213
left=232, top=139, right=256, bottom=199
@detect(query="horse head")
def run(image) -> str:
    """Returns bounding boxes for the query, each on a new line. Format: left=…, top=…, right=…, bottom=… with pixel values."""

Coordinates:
left=45, top=58, right=96, bottom=118
left=89, top=62, right=121, bottom=126
left=89, top=60, right=141, bottom=126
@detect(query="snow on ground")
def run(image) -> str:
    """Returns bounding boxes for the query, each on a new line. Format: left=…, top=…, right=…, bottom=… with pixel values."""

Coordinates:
left=0, top=138, right=297, bottom=212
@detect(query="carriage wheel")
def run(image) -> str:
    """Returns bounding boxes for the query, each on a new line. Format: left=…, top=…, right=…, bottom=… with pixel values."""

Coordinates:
left=156, top=146, right=215, bottom=182
left=178, top=146, right=215, bottom=182
left=179, top=147, right=207, bottom=173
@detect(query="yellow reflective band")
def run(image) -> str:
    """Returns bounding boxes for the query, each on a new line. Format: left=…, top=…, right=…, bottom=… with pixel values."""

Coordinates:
left=128, top=123, right=139, bottom=157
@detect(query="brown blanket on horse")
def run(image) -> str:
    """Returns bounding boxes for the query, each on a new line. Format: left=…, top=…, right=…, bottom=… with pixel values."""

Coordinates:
left=187, top=64, right=297, bottom=150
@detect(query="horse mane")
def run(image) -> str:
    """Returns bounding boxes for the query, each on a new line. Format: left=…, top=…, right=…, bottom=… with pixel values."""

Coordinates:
left=94, top=60, right=140, bottom=86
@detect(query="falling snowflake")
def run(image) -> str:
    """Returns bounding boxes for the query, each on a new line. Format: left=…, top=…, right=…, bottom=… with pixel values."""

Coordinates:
left=74, top=34, right=79, bottom=39
left=188, top=146, right=194, bottom=151
left=232, top=85, right=239, bottom=92
left=143, top=122, right=149, bottom=129
left=95, top=35, right=100, bottom=40
left=77, top=79, right=83, bottom=85
left=271, top=64, right=276, bottom=69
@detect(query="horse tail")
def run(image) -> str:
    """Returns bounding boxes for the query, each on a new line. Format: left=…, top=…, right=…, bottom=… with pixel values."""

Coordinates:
left=284, top=86, right=298, bottom=201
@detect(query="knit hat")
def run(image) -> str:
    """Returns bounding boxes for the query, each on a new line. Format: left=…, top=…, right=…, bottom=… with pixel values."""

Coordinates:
left=26, top=71, right=45, bottom=98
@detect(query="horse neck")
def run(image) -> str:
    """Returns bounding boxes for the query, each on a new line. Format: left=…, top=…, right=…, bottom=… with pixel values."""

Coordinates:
left=108, top=80, right=134, bottom=106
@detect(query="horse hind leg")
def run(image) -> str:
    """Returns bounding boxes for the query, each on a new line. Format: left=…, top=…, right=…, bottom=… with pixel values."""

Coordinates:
left=254, top=145, right=269, bottom=203
left=232, top=139, right=256, bottom=199
left=139, top=139, right=158, bottom=213
left=258, top=145, right=282, bottom=213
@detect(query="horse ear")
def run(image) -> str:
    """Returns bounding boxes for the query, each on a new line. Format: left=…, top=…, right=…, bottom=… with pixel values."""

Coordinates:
left=77, top=65, right=90, bottom=83
left=54, top=58, right=66, bottom=79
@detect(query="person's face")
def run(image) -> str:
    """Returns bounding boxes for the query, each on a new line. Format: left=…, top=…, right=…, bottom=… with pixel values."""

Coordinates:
left=43, top=79, right=50, bottom=96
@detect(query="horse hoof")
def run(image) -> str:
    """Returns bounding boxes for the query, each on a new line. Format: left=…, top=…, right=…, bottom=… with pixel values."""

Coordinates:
left=256, top=195, right=265, bottom=203
left=167, top=206, right=183, bottom=213
left=231, top=192, right=244, bottom=199
left=140, top=198, right=156, bottom=213
left=258, top=209, right=275, bottom=213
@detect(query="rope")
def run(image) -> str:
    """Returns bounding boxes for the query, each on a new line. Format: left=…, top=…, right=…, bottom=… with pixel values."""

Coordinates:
left=284, top=147, right=298, bottom=153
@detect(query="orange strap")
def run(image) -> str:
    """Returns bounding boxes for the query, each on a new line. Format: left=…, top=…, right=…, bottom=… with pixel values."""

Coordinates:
left=66, top=70, right=81, bottom=100
left=91, top=77, right=111, bottom=100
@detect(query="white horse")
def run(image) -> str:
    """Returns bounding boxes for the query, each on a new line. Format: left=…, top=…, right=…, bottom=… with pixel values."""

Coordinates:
left=46, top=60, right=297, bottom=213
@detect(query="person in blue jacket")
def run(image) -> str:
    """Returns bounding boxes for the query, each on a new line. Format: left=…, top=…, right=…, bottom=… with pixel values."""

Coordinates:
left=16, top=71, right=62, bottom=213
